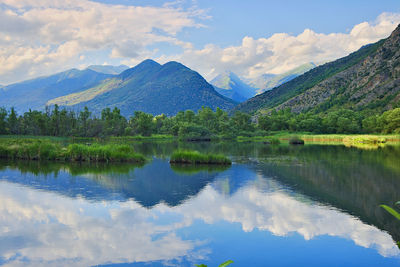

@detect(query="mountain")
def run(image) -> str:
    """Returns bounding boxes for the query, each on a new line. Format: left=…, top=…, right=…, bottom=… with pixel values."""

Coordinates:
left=0, top=69, right=113, bottom=113
left=47, top=59, right=237, bottom=116
left=235, top=24, right=400, bottom=115
left=211, top=71, right=256, bottom=102
left=249, top=63, right=316, bottom=94
left=87, top=65, right=129, bottom=75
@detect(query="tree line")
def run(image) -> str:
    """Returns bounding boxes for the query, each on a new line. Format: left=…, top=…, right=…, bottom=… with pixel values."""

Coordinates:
left=0, top=105, right=399, bottom=138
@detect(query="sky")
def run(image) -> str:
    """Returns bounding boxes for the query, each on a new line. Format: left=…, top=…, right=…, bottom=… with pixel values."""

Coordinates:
left=0, top=0, right=400, bottom=85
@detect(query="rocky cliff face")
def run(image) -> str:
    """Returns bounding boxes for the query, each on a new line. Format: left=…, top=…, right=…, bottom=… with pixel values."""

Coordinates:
left=274, top=24, right=400, bottom=113
left=235, top=24, right=400, bottom=115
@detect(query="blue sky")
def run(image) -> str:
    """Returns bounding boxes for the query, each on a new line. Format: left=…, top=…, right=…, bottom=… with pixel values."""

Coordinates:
left=0, top=0, right=400, bottom=84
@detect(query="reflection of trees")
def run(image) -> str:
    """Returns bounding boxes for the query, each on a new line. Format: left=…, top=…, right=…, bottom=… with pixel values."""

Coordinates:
left=251, top=145, right=400, bottom=242
left=0, top=159, right=222, bottom=207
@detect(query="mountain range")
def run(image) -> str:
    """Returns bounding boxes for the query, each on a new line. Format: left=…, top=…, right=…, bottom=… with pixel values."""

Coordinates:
left=47, top=60, right=236, bottom=116
left=248, top=62, right=316, bottom=94
left=86, top=65, right=129, bottom=75
left=0, top=68, right=114, bottom=112
left=211, top=71, right=256, bottom=102
left=1, top=24, right=399, bottom=118
left=235, top=24, right=400, bottom=115
left=210, top=63, right=315, bottom=103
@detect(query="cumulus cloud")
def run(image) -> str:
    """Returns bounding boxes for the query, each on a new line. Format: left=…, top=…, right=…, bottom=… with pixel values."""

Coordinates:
left=158, top=12, right=400, bottom=80
left=0, top=0, right=203, bottom=84
left=0, top=170, right=398, bottom=266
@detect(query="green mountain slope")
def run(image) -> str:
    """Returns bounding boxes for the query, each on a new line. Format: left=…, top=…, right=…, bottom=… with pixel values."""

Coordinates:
left=48, top=59, right=237, bottom=116
left=234, top=24, right=400, bottom=114
left=0, top=69, right=113, bottom=112
left=211, top=71, right=256, bottom=102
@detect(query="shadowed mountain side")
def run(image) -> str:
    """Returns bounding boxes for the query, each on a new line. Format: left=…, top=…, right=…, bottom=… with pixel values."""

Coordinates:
left=0, top=159, right=225, bottom=207
left=48, top=59, right=237, bottom=116
left=0, top=69, right=113, bottom=113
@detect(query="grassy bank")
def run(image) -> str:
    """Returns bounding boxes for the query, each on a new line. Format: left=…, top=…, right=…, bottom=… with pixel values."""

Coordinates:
left=170, top=150, right=231, bottom=165
left=0, top=138, right=146, bottom=163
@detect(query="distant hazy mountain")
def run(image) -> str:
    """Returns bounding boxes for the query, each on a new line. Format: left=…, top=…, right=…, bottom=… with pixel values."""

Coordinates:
left=48, top=59, right=236, bottom=116
left=235, top=24, right=400, bottom=115
left=87, top=65, right=129, bottom=75
left=0, top=69, right=113, bottom=112
left=211, top=71, right=256, bottom=102
left=249, top=63, right=316, bottom=94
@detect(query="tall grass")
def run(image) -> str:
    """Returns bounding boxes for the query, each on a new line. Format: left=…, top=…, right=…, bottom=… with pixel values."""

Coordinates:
left=0, top=138, right=146, bottom=163
left=64, top=144, right=146, bottom=162
left=170, top=150, right=231, bottom=165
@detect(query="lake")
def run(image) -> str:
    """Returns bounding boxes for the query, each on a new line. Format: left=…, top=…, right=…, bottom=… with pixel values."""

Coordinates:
left=0, top=142, right=399, bottom=266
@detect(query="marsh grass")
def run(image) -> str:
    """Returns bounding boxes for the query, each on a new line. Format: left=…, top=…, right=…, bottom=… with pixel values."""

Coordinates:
left=343, top=135, right=387, bottom=150
left=65, top=144, right=146, bottom=162
left=237, top=136, right=281, bottom=144
left=0, top=138, right=146, bottom=163
left=170, top=150, right=231, bottom=165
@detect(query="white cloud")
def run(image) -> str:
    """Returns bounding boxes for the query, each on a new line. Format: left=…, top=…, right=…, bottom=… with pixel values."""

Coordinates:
left=0, top=1, right=399, bottom=87
left=0, top=172, right=398, bottom=266
left=158, top=12, right=400, bottom=80
left=0, top=0, right=203, bottom=84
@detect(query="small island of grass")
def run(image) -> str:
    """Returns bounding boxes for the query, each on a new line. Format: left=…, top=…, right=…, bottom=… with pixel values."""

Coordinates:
left=0, top=138, right=146, bottom=163
left=170, top=150, right=231, bottom=165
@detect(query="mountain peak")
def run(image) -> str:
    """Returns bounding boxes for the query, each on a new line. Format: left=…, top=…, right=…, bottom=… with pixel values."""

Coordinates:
left=162, top=61, right=188, bottom=70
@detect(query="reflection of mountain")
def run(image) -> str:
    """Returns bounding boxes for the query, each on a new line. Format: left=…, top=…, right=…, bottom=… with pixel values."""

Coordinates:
left=249, top=145, right=400, bottom=242
left=0, top=150, right=399, bottom=266
left=0, top=159, right=224, bottom=207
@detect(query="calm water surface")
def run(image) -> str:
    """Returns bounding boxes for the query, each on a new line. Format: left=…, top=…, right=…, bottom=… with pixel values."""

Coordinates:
left=0, top=142, right=399, bottom=266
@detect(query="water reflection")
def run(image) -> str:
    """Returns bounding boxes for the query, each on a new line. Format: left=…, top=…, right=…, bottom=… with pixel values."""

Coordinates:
left=0, top=143, right=399, bottom=266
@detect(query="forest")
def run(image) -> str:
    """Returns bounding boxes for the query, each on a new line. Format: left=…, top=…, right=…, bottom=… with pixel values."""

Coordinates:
left=0, top=105, right=399, bottom=138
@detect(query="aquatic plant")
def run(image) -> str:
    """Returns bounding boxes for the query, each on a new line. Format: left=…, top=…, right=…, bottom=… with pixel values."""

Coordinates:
left=170, top=150, right=231, bottom=165
left=380, top=201, right=400, bottom=220
left=380, top=201, right=400, bottom=249
left=196, top=260, right=233, bottom=267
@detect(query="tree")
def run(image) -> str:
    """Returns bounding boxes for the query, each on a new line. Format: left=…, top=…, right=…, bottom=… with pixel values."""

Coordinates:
left=79, top=106, right=91, bottom=136
left=7, top=107, right=19, bottom=134
left=130, top=111, right=154, bottom=136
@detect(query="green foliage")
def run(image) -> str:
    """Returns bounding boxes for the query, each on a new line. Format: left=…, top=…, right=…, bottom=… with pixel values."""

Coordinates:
left=380, top=202, right=400, bottom=220
left=0, top=138, right=145, bottom=163
left=1, top=104, right=400, bottom=139
left=65, top=144, right=145, bottom=162
left=195, top=260, right=233, bottom=267
left=170, top=150, right=231, bottom=165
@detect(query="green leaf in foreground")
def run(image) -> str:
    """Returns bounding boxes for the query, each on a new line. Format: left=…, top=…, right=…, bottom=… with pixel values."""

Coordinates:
left=219, top=260, right=234, bottom=267
left=380, top=205, right=400, bottom=220
left=195, top=260, right=233, bottom=267
left=396, top=201, right=400, bottom=206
